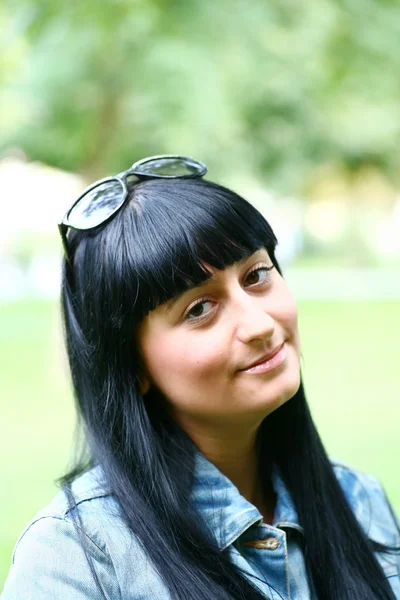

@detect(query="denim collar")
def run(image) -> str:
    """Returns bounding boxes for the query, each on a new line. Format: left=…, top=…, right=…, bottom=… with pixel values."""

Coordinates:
left=190, top=451, right=304, bottom=551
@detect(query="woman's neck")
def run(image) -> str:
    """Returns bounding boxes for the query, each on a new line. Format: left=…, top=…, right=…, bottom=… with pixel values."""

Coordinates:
left=181, top=419, right=276, bottom=521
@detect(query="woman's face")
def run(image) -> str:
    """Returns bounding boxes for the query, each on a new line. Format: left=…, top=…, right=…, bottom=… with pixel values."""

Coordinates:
left=137, top=248, right=301, bottom=430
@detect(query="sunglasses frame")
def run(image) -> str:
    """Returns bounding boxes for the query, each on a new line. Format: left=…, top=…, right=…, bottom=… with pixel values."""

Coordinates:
left=58, top=154, right=208, bottom=264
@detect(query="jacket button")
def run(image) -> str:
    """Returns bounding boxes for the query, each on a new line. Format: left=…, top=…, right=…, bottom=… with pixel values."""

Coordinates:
left=243, top=537, right=279, bottom=550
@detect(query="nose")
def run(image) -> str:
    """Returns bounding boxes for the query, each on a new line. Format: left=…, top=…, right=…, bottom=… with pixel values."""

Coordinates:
left=234, top=293, right=275, bottom=345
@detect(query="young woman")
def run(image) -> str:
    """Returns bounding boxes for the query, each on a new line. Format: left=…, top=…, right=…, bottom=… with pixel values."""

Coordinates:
left=2, top=155, right=400, bottom=599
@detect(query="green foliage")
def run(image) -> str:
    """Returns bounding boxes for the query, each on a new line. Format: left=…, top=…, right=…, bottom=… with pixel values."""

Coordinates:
left=1, top=0, right=400, bottom=190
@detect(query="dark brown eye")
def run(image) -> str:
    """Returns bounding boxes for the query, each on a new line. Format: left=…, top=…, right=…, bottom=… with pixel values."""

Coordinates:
left=185, top=300, right=214, bottom=321
left=246, top=267, right=272, bottom=286
left=189, top=303, right=205, bottom=318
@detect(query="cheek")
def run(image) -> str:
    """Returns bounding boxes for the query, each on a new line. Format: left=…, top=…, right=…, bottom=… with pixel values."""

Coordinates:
left=274, top=288, right=300, bottom=347
left=286, top=303, right=301, bottom=356
left=286, top=296, right=299, bottom=330
left=140, top=329, right=228, bottom=392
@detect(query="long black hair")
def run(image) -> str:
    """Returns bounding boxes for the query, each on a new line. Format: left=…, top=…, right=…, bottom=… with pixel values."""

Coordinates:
left=59, top=177, right=400, bottom=599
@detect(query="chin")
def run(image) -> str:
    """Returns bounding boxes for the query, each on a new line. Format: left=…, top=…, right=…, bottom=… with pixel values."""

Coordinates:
left=262, top=368, right=301, bottom=414
left=286, top=365, right=301, bottom=395
left=282, top=365, right=301, bottom=397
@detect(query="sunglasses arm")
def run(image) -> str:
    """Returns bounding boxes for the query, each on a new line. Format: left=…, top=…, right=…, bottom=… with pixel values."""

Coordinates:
left=58, top=223, right=72, bottom=265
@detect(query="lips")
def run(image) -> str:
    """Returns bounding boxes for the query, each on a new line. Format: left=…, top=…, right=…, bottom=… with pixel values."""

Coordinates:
left=240, top=343, right=285, bottom=371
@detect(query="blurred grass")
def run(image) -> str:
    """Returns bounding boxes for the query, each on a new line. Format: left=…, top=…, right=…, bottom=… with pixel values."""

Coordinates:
left=0, top=298, right=399, bottom=587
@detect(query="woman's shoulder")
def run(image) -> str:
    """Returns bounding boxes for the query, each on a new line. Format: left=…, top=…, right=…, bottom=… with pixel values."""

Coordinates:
left=3, top=465, right=160, bottom=598
left=48, top=464, right=114, bottom=518
left=11, top=465, right=124, bottom=557
left=329, top=456, right=400, bottom=547
left=2, top=466, right=128, bottom=599
left=3, top=466, right=175, bottom=599
left=38, top=465, right=111, bottom=513
left=8, top=466, right=120, bottom=563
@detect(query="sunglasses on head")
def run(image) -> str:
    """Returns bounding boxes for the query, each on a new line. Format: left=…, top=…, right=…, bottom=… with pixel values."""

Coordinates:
left=58, top=154, right=208, bottom=263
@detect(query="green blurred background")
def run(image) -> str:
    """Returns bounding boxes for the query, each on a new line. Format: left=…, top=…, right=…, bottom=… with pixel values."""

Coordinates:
left=1, top=0, right=399, bottom=588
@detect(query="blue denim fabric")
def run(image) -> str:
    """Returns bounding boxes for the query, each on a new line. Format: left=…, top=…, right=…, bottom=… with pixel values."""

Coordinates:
left=2, top=455, right=400, bottom=599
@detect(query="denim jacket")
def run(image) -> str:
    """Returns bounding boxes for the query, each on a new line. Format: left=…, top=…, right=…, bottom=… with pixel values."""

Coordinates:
left=2, top=454, right=400, bottom=599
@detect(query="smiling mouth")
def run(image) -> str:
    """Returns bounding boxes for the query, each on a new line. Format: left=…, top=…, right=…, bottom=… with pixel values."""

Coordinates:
left=240, top=343, right=286, bottom=374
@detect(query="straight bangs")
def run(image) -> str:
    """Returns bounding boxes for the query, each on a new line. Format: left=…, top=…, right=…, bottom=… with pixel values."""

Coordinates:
left=110, top=178, right=279, bottom=321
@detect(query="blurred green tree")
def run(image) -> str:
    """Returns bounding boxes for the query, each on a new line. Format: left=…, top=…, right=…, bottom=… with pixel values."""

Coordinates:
left=1, top=0, right=400, bottom=191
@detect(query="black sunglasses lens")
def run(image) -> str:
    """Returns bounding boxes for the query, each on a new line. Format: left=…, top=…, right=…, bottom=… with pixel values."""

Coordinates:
left=133, top=156, right=205, bottom=177
left=67, top=180, right=125, bottom=228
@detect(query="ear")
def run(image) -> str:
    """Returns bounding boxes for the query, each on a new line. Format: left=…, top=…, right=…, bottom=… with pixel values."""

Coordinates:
left=138, top=375, right=151, bottom=396
left=136, top=351, right=151, bottom=395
